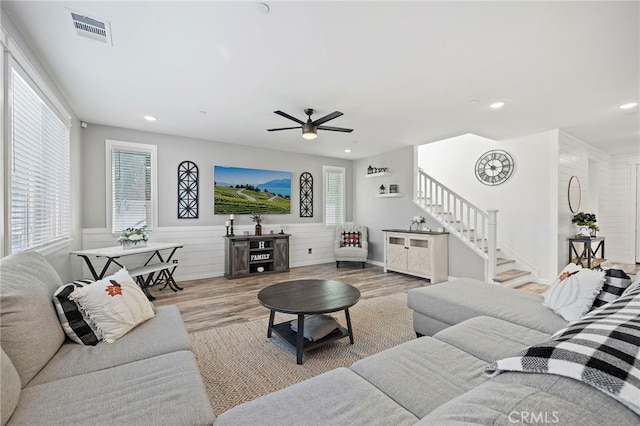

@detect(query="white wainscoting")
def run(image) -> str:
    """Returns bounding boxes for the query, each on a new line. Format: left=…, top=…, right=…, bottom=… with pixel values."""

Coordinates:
left=79, top=224, right=337, bottom=281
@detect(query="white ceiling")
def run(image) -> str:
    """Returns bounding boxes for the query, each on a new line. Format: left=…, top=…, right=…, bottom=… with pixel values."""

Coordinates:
left=4, top=1, right=639, bottom=159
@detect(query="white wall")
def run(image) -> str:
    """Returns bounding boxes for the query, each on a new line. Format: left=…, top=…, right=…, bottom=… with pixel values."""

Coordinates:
left=80, top=124, right=353, bottom=229
left=418, top=131, right=559, bottom=282
left=353, top=146, right=484, bottom=280
left=558, top=132, right=639, bottom=269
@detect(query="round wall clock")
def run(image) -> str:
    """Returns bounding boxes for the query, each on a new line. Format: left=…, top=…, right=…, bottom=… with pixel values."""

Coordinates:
left=474, top=149, right=514, bottom=186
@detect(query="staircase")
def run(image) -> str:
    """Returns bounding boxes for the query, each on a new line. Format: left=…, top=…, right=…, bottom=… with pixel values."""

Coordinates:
left=415, top=169, right=535, bottom=286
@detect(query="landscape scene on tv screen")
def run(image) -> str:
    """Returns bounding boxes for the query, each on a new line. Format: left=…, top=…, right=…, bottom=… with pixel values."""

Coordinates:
left=214, top=166, right=291, bottom=215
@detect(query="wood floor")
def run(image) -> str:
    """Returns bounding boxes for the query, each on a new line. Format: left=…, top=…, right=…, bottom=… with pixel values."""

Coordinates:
left=153, top=262, right=543, bottom=333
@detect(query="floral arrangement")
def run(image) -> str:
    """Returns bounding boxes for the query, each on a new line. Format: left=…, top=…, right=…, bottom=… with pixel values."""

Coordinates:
left=571, top=212, right=599, bottom=231
left=118, top=226, right=148, bottom=245
left=412, top=216, right=425, bottom=225
left=410, top=215, right=425, bottom=230
left=250, top=213, right=264, bottom=224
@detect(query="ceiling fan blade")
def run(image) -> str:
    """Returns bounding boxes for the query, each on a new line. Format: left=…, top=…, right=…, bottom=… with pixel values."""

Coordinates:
left=267, top=126, right=302, bottom=132
left=274, top=110, right=305, bottom=125
left=317, top=125, right=353, bottom=133
left=313, top=111, right=343, bottom=126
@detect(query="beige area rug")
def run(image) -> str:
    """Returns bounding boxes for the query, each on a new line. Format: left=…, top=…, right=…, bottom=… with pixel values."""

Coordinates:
left=189, top=292, right=414, bottom=416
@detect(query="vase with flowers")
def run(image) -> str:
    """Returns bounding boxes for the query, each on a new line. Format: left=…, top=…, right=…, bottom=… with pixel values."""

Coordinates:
left=118, top=226, right=148, bottom=249
left=571, top=212, right=599, bottom=237
left=251, top=213, right=264, bottom=236
left=410, top=216, right=425, bottom=231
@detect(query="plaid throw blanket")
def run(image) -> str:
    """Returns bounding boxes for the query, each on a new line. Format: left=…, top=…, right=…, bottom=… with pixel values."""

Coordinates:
left=486, top=286, right=640, bottom=415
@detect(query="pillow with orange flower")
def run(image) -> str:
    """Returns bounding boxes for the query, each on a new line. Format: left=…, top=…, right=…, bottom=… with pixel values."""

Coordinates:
left=69, top=268, right=155, bottom=343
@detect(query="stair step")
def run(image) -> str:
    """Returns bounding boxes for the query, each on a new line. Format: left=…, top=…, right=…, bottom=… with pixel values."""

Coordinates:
left=493, top=269, right=530, bottom=283
left=497, top=257, right=515, bottom=266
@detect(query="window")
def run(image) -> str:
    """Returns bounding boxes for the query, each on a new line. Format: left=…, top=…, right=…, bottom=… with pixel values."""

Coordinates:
left=9, top=65, right=71, bottom=253
left=323, top=166, right=345, bottom=226
left=106, top=140, right=157, bottom=233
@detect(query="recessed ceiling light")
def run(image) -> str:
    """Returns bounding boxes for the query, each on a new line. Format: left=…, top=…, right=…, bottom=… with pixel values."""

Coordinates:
left=489, top=101, right=505, bottom=109
left=620, top=102, right=638, bottom=110
left=144, top=115, right=157, bottom=122
left=256, top=2, right=270, bottom=14
left=344, top=149, right=352, bottom=153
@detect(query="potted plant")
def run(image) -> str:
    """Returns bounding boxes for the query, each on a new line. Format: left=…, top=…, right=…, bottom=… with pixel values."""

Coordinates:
left=118, top=226, right=148, bottom=249
left=571, top=212, right=599, bottom=237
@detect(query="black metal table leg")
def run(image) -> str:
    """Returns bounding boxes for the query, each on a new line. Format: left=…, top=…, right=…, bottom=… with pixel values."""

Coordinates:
left=296, top=314, right=305, bottom=365
left=267, top=310, right=275, bottom=338
left=345, top=308, right=354, bottom=344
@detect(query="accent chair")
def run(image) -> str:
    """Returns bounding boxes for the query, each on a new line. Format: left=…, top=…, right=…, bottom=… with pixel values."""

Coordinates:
left=334, top=225, right=368, bottom=268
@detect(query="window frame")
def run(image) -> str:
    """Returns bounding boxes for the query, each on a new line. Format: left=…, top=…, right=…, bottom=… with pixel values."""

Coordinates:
left=323, top=165, right=346, bottom=226
left=105, top=139, right=158, bottom=234
left=5, top=48, right=72, bottom=254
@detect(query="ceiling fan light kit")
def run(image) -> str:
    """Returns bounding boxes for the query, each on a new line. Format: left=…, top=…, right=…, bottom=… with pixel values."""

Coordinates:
left=268, top=108, right=353, bottom=139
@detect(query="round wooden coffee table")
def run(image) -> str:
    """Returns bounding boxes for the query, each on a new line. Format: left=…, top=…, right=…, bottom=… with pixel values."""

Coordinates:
left=258, top=279, right=361, bottom=364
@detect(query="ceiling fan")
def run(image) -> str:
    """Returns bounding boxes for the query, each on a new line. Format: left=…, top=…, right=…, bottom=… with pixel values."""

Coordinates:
left=267, top=109, right=353, bottom=140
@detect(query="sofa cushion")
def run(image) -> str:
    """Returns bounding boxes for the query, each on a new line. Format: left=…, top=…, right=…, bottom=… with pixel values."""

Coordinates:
left=487, top=290, right=640, bottom=415
left=69, top=268, right=155, bottom=343
left=407, top=278, right=568, bottom=335
left=9, top=350, right=215, bottom=425
left=52, top=279, right=100, bottom=345
left=1, top=349, right=21, bottom=426
left=350, top=336, right=487, bottom=418
left=543, top=263, right=605, bottom=321
left=214, top=368, right=418, bottom=426
left=28, top=305, right=190, bottom=386
left=591, top=268, right=631, bottom=309
left=0, top=251, right=65, bottom=386
left=417, top=372, right=640, bottom=425
left=433, top=316, right=551, bottom=362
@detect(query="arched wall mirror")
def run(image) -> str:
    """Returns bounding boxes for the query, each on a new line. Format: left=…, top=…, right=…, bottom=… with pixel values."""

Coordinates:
left=568, top=176, right=581, bottom=213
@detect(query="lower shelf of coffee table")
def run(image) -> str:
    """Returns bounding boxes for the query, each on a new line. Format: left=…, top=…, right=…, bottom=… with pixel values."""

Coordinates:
left=271, top=321, right=349, bottom=352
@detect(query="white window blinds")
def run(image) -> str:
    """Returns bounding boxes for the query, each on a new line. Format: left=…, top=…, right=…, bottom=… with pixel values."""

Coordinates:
left=107, top=140, right=156, bottom=233
left=323, top=166, right=345, bottom=226
left=10, top=68, right=70, bottom=252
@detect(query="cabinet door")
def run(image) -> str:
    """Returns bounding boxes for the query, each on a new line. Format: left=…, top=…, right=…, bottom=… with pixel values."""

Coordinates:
left=407, top=238, right=431, bottom=276
left=231, top=240, right=250, bottom=276
left=274, top=237, right=289, bottom=272
left=386, top=235, right=407, bottom=271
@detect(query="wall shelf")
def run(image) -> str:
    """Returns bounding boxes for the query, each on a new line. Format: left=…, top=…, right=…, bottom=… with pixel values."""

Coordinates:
left=365, top=172, right=390, bottom=178
left=376, top=193, right=403, bottom=198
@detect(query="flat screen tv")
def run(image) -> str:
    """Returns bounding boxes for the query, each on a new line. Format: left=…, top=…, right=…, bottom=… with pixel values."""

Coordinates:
left=214, top=166, right=291, bottom=215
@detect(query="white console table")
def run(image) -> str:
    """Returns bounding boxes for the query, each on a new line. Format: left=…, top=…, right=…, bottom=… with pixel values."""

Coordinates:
left=382, top=230, right=449, bottom=283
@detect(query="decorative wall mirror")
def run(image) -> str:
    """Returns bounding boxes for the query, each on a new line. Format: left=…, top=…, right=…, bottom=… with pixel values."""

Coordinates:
left=568, top=175, right=581, bottom=213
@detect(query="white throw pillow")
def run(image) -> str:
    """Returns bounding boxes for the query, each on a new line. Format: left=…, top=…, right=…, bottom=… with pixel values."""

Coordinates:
left=543, top=263, right=605, bottom=321
left=69, top=268, right=155, bottom=343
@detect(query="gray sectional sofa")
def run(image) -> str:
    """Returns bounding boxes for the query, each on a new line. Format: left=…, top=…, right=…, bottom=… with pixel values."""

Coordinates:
left=0, top=251, right=215, bottom=425
left=216, top=278, right=640, bottom=425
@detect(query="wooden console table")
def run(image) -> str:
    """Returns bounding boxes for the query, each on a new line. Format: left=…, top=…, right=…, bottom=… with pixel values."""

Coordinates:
left=382, top=230, right=449, bottom=283
left=224, top=234, right=290, bottom=278
left=568, top=236, right=605, bottom=269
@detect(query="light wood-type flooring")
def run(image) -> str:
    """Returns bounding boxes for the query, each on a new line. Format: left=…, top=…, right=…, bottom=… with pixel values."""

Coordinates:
left=153, top=263, right=545, bottom=333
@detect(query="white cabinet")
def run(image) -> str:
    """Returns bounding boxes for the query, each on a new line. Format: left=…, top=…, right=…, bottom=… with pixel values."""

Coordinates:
left=383, top=231, right=448, bottom=283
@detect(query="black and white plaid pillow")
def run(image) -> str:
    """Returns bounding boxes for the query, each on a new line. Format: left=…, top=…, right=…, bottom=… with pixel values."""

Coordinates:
left=591, top=268, right=631, bottom=309
left=53, top=279, right=100, bottom=345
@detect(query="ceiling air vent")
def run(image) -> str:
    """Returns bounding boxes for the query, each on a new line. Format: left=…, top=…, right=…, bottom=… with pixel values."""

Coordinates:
left=70, top=11, right=112, bottom=45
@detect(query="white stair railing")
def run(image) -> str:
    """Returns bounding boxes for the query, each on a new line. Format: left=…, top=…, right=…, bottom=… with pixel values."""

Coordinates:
left=416, top=168, right=497, bottom=282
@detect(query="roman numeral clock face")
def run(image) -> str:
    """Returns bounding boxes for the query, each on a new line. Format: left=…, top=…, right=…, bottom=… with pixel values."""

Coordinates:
left=474, top=150, right=514, bottom=186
